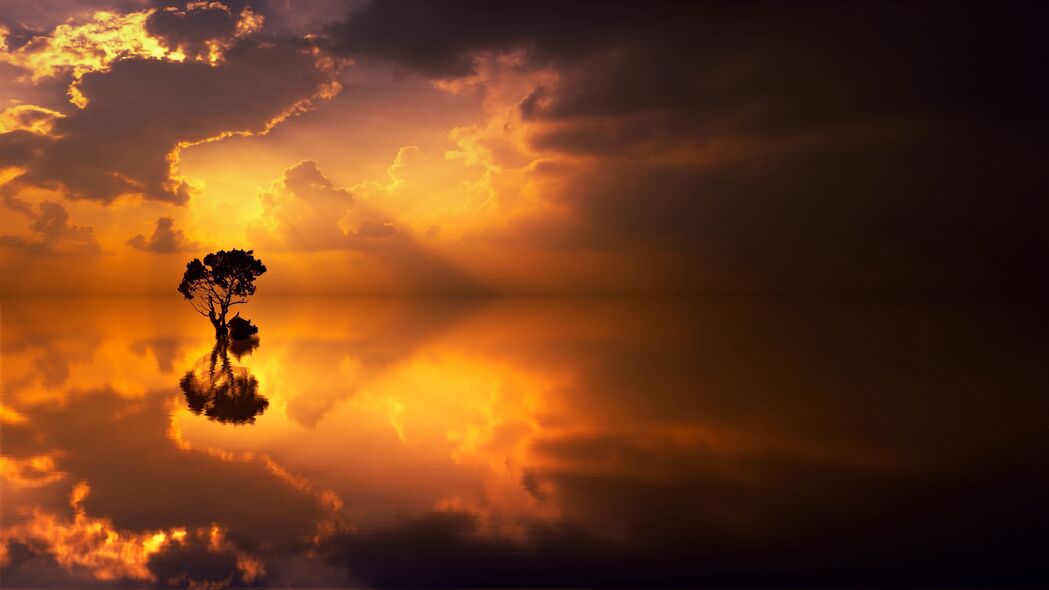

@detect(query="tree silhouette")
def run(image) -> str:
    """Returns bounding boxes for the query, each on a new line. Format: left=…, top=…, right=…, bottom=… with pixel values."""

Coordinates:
left=227, top=331, right=260, bottom=360
left=180, top=340, right=269, bottom=425
left=177, top=249, right=266, bottom=339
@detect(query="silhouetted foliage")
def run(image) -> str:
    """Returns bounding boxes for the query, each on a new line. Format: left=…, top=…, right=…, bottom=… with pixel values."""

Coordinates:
left=180, top=341, right=268, bottom=425
left=178, top=249, right=266, bottom=339
left=228, top=313, right=259, bottom=340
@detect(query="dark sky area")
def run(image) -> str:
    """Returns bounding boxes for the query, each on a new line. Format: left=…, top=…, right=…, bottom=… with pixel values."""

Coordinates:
left=328, top=0, right=1048, bottom=293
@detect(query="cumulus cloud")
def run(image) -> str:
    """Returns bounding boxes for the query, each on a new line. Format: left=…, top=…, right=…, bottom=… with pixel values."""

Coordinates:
left=249, top=160, right=421, bottom=250
left=250, top=160, right=360, bottom=251
left=127, top=216, right=199, bottom=253
left=0, top=196, right=100, bottom=255
left=248, top=160, right=476, bottom=291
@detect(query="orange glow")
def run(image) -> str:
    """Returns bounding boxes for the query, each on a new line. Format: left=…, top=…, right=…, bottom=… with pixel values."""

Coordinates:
left=2, top=481, right=185, bottom=580
left=1, top=478, right=264, bottom=583
left=0, top=453, right=66, bottom=487
left=0, top=4, right=265, bottom=86
left=0, top=402, right=28, bottom=424
left=0, top=11, right=177, bottom=83
left=0, top=104, right=64, bottom=134
left=0, top=27, right=650, bottom=295
left=0, top=1, right=1044, bottom=586
left=1, top=296, right=910, bottom=553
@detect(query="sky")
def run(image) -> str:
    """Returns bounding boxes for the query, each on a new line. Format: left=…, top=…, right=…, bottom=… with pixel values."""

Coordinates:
left=0, top=0, right=1045, bottom=295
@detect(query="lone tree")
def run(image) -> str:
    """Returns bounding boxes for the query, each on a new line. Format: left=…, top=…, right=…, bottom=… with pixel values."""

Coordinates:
left=178, top=249, right=266, bottom=339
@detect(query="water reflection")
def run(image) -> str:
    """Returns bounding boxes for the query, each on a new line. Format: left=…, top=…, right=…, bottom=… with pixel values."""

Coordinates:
left=227, top=334, right=260, bottom=360
left=1, top=297, right=1046, bottom=587
left=180, top=341, right=268, bottom=425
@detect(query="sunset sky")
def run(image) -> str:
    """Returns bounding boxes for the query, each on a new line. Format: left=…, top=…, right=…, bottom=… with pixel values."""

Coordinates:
left=1, top=0, right=1044, bottom=295
left=1, top=4, right=1047, bottom=587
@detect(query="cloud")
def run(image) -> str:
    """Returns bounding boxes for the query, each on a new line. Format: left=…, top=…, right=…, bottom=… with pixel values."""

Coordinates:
left=250, top=160, right=359, bottom=251
left=144, top=1, right=262, bottom=61
left=0, top=1, right=151, bottom=43
left=0, top=104, right=63, bottom=133
left=326, top=0, right=648, bottom=78
left=248, top=160, right=477, bottom=292
left=0, top=196, right=101, bottom=255
left=3, top=293, right=1045, bottom=587
left=1, top=387, right=338, bottom=583
left=0, top=480, right=257, bottom=585
left=0, top=7, right=174, bottom=92
left=329, top=0, right=1048, bottom=294
left=0, top=3, right=341, bottom=205
left=127, top=216, right=199, bottom=253
left=312, top=298, right=1049, bottom=588
left=1, top=0, right=1044, bottom=296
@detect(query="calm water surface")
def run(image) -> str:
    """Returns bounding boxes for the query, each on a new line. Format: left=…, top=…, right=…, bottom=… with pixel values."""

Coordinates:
left=1, top=297, right=1046, bottom=587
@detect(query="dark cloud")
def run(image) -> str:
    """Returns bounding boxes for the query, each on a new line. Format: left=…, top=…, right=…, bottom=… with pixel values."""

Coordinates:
left=127, top=216, right=200, bottom=252
left=0, top=30, right=336, bottom=205
left=320, top=469, right=1046, bottom=588
left=502, top=128, right=1046, bottom=293
left=0, top=0, right=344, bottom=49
left=0, top=543, right=88, bottom=589
left=331, top=1, right=1045, bottom=122
left=0, top=196, right=101, bottom=254
left=146, top=532, right=242, bottom=588
left=327, top=0, right=661, bottom=78
left=323, top=512, right=637, bottom=588
left=4, top=296, right=1046, bottom=587
left=22, top=393, right=327, bottom=536
left=249, top=0, right=353, bottom=36
left=144, top=1, right=242, bottom=59
left=317, top=299, right=1049, bottom=588
left=332, top=0, right=1048, bottom=294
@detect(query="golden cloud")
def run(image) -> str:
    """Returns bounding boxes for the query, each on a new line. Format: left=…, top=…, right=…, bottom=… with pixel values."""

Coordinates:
left=0, top=5, right=263, bottom=108
left=2, top=480, right=186, bottom=580
left=0, top=104, right=64, bottom=134
left=1, top=480, right=265, bottom=584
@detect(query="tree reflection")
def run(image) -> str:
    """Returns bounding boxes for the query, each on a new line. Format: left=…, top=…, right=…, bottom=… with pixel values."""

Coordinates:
left=180, top=341, right=268, bottom=425
left=227, top=334, right=260, bottom=360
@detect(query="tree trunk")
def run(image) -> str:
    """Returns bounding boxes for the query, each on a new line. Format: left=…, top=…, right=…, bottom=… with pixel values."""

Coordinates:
left=210, top=311, right=225, bottom=340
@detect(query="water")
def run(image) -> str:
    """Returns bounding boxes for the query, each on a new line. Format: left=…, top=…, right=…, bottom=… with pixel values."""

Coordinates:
left=2, top=296, right=1045, bottom=587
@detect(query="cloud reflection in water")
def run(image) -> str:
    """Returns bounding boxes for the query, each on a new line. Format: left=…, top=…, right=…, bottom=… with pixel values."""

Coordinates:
left=1, top=296, right=1046, bottom=587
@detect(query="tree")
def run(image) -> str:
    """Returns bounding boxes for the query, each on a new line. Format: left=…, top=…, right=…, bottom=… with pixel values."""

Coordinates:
left=177, top=249, right=266, bottom=339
